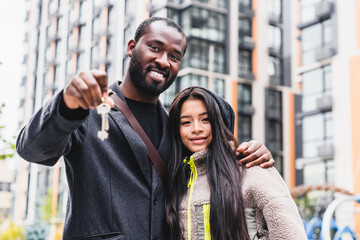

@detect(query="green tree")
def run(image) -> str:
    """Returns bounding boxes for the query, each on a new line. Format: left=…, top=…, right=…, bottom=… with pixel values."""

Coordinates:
left=0, top=221, right=25, bottom=240
left=0, top=103, right=16, bottom=160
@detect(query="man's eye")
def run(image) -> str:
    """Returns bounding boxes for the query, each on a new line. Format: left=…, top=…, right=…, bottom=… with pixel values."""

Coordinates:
left=170, top=55, right=180, bottom=62
left=150, top=45, right=159, bottom=51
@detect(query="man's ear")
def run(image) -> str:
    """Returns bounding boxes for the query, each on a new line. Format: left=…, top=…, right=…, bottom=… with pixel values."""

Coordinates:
left=127, top=39, right=136, bottom=57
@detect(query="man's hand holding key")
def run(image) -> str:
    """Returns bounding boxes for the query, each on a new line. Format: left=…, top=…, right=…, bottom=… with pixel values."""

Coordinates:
left=63, top=70, right=115, bottom=140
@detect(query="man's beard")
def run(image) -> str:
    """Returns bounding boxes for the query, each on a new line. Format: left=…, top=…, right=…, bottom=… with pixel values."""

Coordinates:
left=128, top=49, right=176, bottom=96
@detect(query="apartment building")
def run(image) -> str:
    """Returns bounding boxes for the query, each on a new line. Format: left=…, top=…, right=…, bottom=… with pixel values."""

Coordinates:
left=15, top=0, right=359, bottom=235
left=294, top=0, right=360, bottom=232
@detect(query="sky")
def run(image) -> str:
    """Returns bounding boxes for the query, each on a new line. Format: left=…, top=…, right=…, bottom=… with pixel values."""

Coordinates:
left=0, top=1, right=25, bottom=140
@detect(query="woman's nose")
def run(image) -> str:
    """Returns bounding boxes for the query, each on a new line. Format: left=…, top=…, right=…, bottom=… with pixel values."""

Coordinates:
left=192, top=121, right=203, bottom=133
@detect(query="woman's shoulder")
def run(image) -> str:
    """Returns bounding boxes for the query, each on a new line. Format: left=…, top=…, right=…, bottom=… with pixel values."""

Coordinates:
left=241, top=166, right=290, bottom=202
left=242, top=165, right=281, bottom=186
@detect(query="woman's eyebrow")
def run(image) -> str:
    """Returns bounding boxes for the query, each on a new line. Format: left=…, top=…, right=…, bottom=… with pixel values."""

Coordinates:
left=180, top=115, right=190, bottom=119
left=180, top=112, right=207, bottom=119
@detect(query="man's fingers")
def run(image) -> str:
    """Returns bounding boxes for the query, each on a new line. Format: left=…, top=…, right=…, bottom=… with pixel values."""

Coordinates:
left=78, top=72, right=101, bottom=107
left=244, top=140, right=262, bottom=153
left=237, top=141, right=250, bottom=152
left=245, top=157, right=266, bottom=168
left=91, top=69, right=108, bottom=98
left=260, top=158, right=275, bottom=168
left=64, top=80, right=91, bottom=109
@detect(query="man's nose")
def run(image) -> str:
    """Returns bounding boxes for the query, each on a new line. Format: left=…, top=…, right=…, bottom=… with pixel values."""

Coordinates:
left=154, top=53, right=170, bottom=68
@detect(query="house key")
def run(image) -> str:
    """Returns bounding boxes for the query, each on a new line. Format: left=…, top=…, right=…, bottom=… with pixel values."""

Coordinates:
left=97, top=102, right=111, bottom=141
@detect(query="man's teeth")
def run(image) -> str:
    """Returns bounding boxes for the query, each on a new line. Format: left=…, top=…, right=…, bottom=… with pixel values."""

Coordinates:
left=151, top=71, right=164, bottom=78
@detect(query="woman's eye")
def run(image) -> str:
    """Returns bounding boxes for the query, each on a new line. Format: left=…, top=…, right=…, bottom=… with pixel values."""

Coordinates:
left=202, top=118, right=209, bottom=122
left=180, top=121, right=190, bottom=126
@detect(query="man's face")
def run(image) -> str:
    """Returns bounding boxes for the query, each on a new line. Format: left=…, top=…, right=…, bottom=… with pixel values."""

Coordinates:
left=128, top=21, right=187, bottom=96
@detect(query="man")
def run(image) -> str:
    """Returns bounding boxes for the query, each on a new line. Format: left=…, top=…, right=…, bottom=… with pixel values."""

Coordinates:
left=17, top=17, right=274, bottom=239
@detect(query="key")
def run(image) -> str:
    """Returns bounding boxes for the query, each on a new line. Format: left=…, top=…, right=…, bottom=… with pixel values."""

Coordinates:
left=97, top=102, right=111, bottom=141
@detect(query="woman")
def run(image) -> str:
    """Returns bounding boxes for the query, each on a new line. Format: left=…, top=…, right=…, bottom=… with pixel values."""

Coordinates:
left=165, top=86, right=307, bottom=240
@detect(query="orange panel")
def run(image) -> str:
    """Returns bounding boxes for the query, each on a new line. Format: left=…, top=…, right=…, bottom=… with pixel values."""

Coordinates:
left=357, top=0, right=360, bottom=49
left=288, top=93, right=295, bottom=188
left=232, top=81, right=238, bottom=137
left=349, top=55, right=360, bottom=232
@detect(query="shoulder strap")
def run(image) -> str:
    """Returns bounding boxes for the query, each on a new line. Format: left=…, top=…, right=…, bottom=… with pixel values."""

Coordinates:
left=109, top=93, right=167, bottom=182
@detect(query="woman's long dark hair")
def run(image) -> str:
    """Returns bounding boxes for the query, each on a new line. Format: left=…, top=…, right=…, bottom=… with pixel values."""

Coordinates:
left=165, top=87, right=250, bottom=240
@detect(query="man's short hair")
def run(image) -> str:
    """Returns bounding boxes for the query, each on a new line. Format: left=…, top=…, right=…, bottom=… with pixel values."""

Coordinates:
left=134, top=17, right=187, bottom=50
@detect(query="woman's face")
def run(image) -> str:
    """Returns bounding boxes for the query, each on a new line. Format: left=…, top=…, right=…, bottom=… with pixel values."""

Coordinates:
left=179, top=98, right=212, bottom=153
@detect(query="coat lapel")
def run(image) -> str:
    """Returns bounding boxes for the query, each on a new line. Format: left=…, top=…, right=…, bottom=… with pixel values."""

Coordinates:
left=152, top=102, right=171, bottom=193
left=108, top=82, right=152, bottom=186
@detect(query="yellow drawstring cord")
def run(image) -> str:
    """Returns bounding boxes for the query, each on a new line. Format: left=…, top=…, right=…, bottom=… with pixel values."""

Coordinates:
left=203, top=204, right=211, bottom=240
left=184, top=155, right=197, bottom=240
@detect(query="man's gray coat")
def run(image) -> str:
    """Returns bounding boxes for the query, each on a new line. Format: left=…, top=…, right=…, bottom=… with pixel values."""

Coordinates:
left=16, top=82, right=171, bottom=240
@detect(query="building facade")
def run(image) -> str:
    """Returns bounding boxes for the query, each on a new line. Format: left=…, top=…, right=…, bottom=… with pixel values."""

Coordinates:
left=14, top=0, right=359, bottom=236
left=295, top=0, right=360, bottom=232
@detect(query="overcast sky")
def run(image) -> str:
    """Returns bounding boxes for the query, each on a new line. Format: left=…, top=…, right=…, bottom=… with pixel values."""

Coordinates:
left=0, top=0, right=25, bottom=140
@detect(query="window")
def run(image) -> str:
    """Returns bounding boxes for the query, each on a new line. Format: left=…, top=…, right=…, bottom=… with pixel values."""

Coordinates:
left=213, top=78, right=225, bottom=98
left=301, top=65, right=331, bottom=112
left=195, top=0, right=227, bottom=8
left=268, top=56, right=283, bottom=85
left=79, top=0, right=87, bottom=24
left=91, top=45, right=99, bottom=69
left=182, top=39, right=226, bottom=73
left=238, top=50, right=252, bottom=78
left=238, top=18, right=252, bottom=47
left=161, top=74, right=224, bottom=108
left=301, top=0, right=322, bottom=23
left=48, top=0, right=59, bottom=16
left=267, top=89, right=282, bottom=114
left=303, top=159, right=334, bottom=185
left=92, top=14, right=101, bottom=42
left=0, top=182, right=11, bottom=192
left=268, top=0, right=282, bottom=22
left=237, top=84, right=252, bottom=143
left=268, top=25, right=282, bottom=53
left=302, top=112, right=333, bottom=158
left=239, top=0, right=251, bottom=13
left=167, top=8, right=181, bottom=25
left=266, top=89, right=283, bottom=153
left=179, top=74, right=208, bottom=90
left=301, top=20, right=332, bottom=65
left=181, top=6, right=226, bottom=43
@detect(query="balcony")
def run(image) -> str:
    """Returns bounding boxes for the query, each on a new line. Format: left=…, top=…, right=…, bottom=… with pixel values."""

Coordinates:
left=47, top=32, right=61, bottom=43
left=238, top=105, right=255, bottom=115
left=267, top=108, right=282, bottom=120
left=315, top=1, right=334, bottom=20
left=68, top=43, right=82, bottom=54
left=297, top=1, right=334, bottom=29
left=69, top=19, right=86, bottom=28
left=315, top=47, right=335, bottom=61
left=239, top=36, right=255, bottom=50
left=268, top=46, right=282, bottom=57
left=238, top=72, right=255, bottom=81
left=317, top=144, right=334, bottom=159
left=268, top=13, right=282, bottom=25
left=316, top=95, right=333, bottom=111
left=267, top=141, right=282, bottom=153
left=269, top=75, right=283, bottom=86
left=239, top=4, right=254, bottom=18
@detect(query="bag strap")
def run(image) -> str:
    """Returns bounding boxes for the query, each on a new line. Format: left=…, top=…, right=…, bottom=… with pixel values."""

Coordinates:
left=109, top=92, right=166, bottom=182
